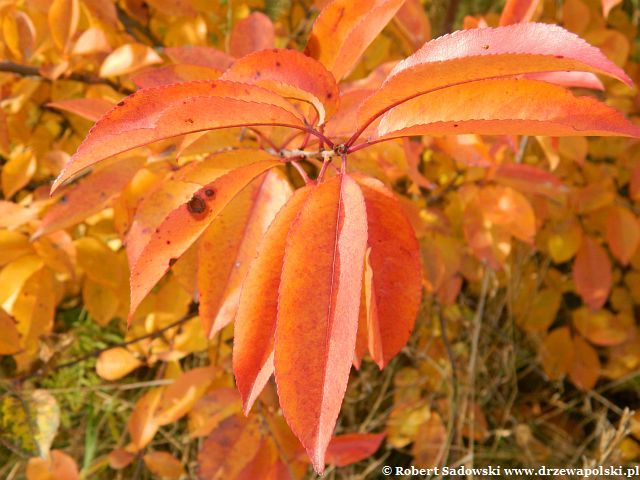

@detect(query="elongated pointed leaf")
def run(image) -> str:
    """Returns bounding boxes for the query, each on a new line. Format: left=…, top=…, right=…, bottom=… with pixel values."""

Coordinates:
left=221, top=49, right=339, bottom=125
left=305, top=0, right=406, bottom=82
left=47, top=98, right=114, bottom=122
left=275, top=174, right=368, bottom=473
left=325, top=432, right=386, bottom=466
left=375, top=79, right=640, bottom=140
left=233, top=186, right=312, bottom=413
left=132, top=64, right=221, bottom=89
left=198, top=170, right=292, bottom=338
left=356, top=177, right=422, bottom=367
left=356, top=23, right=633, bottom=136
left=34, top=158, right=144, bottom=239
left=52, top=81, right=304, bottom=191
left=128, top=159, right=281, bottom=320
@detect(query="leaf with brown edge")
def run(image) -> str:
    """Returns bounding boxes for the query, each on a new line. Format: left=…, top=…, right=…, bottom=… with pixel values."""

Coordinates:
left=34, top=158, right=144, bottom=239
left=229, top=12, right=275, bottom=59
left=354, top=23, right=633, bottom=140
left=355, top=176, right=422, bottom=368
left=197, top=415, right=262, bottom=480
left=325, top=432, right=386, bottom=466
left=305, top=0, right=406, bottom=82
left=233, top=186, right=312, bottom=413
left=51, top=81, right=305, bottom=191
left=605, top=205, right=640, bottom=265
left=374, top=78, right=640, bottom=141
left=128, top=158, right=281, bottom=322
left=573, top=236, right=612, bottom=310
left=221, top=49, right=340, bottom=125
left=47, top=98, right=115, bottom=122
left=275, top=174, right=368, bottom=473
left=198, top=170, right=292, bottom=339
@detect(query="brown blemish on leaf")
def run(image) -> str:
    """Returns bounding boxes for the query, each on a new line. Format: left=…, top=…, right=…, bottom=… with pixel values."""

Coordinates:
left=204, top=188, right=215, bottom=198
left=187, top=194, right=207, bottom=215
left=169, top=258, right=178, bottom=267
left=117, top=101, right=125, bottom=106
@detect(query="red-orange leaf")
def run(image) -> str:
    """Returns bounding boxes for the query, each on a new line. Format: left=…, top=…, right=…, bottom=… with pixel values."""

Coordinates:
left=499, top=0, right=540, bottom=25
left=233, top=186, right=312, bottom=413
left=325, top=432, right=386, bottom=466
left=572, top=236, right=612, bottom=310
left=128, top=159, right=281, bottom=320
left=355, top=23, right=633, bottom=140
left=229, top=12, right=275, bottom=59
left=52, top=81, right=304, bottom=191
left=221, top=49, right=339, bottom=125
left=355, top=176, right=422, bottom=368
left=305, top=0, right=406, bottom=82
left=164, top=46, right=234, bottom=70
left=48, top=98, right=114, bottom=122
left=275, top=174, right=368, bottom=473
left=375, top=79, right=640, bottom=141
left=198, top=170, right=292, bottom=338
left=197, top=416, right=262, bottom=480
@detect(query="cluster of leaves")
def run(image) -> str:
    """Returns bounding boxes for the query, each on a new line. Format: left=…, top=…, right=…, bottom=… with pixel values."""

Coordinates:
left=1, top=0, right=640, bottom=478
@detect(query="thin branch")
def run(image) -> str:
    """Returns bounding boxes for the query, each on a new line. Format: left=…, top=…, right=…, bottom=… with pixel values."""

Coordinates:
left=0, top=61, right=129, bottom=94
left=291, top=160, right=313, bottom=184
left=115, top=4, right=163, bottom=47
left=13, top=314, right=194, bottom=382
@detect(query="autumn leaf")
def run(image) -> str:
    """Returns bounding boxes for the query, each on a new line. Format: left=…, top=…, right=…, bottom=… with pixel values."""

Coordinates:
left=325, top=432, right=386, bottom=466
left=305, top=0, right=406, bottom=81
left=572, top=236, right=612, bottom=309
left=128, top=158, right=282, bottom=321
left=355, top=176, right=422, bottom=367
left=233, top=186, right=312, bottom=412
left=198, top=170, right=292, bottom=338
left=229, top=12, right=275, bottom=59
left=51, top=82, right=305, bottom=190
left=605, top=205, right=640, bottom=265
left=275, top=174, right=368, bottom=473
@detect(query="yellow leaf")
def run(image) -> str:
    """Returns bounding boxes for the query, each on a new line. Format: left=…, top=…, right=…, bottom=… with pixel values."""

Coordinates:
left=100, top=43, right=163, bottom=77
left=49, top=0, right=80, bottom=52
left=155, top=366, right=217, bottom=426
left=83, top=278, right=120, bottom=326
left=605, top=206, right=640, bottom=265
left=2, top=10, right=36, bottom=61
left=75, top=237, right=124, bottom=289
left=2, top=147, right=36, bottom=198
left=411, top=412, right=446, bottom=468
left=0, top=255, right=44, bottom=312
left=546, top=217, right=582, bottom=263
left=96, top=347, right=143, bottom=381
left=0, top=230, right=32, bottom=266
left=517, top=288, right=561, bottom=333
left=0, top=308, right=21, bottom=355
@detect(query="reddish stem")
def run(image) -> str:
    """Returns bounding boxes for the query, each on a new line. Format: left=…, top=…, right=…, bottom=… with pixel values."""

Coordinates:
left=291, top=160, right=313, bottom=185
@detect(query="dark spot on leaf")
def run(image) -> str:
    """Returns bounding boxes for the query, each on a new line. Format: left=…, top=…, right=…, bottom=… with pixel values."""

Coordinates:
left=454, top=124, right=459, bottom=127
left=169, top=258, right=178, bottom=267
left=482, top=44, right=490, bottom=49
left=327, top=92, right=333, bottom=99
left=556, top=55, right=564, bottom=59
left=204, top=188, right=215, bottom=198
left=59, top=195, right=68, bottom=204
left=275, top=61, right=281, bottom=67
left=117, top=101, right=125, bottom=107
left=187, top=194, right=207, bottom=214
left=166, top=240, right=171, bottom=245
left=186, top=118, right=194, bottom=124
left=256, top=71, right=262, bottom=77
